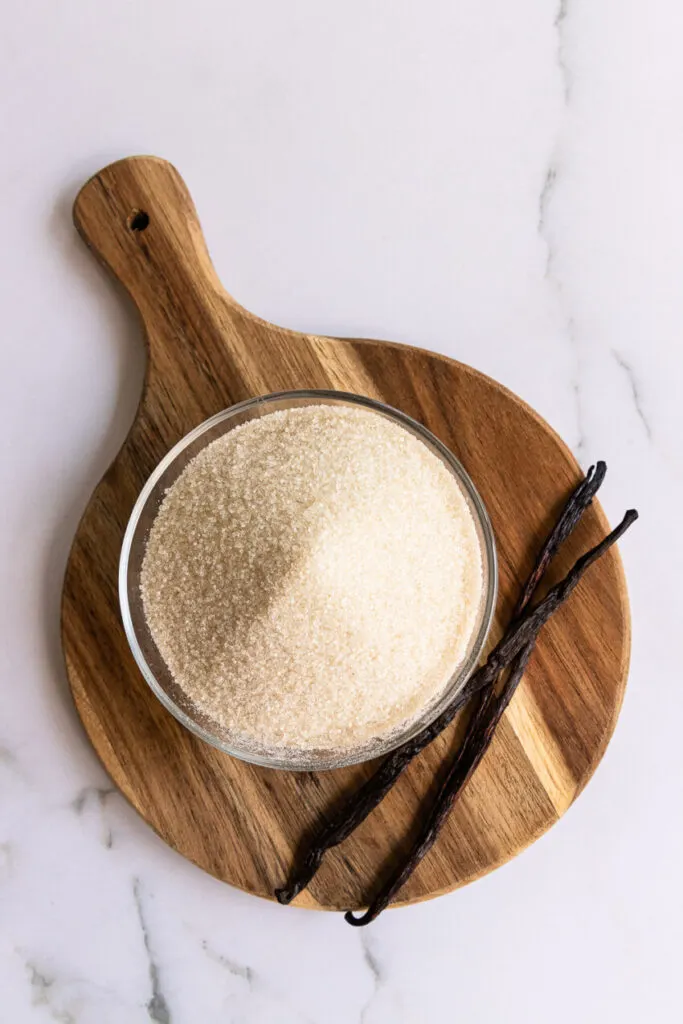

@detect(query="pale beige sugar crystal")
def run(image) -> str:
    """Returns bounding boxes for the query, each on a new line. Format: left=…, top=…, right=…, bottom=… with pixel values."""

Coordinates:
left=140, top=404, right=484, bottom=751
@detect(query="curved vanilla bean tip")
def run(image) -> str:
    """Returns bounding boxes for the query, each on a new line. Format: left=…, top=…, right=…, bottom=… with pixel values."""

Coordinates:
left=344, top=908, right=374, bottom=927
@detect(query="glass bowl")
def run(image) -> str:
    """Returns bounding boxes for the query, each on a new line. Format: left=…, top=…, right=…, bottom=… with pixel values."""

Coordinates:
left=119, top=390, right=498, bottom=771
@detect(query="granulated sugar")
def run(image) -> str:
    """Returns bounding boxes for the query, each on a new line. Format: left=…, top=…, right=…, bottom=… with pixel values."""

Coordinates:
left=140, top=404, right=483, bottom=753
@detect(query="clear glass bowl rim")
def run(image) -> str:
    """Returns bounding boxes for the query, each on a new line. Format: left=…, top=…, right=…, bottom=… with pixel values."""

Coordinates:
left=119, top=389, right=498, bottom=771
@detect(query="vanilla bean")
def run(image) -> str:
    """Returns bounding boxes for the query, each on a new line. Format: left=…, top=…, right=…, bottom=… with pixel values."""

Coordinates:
left=345, top=509, right=638, bottom=925
left=346, top=639, right=536, bottom=926
left=275, top=464, right=608, bottom=906
left=511, top=461, right=606, bottom=618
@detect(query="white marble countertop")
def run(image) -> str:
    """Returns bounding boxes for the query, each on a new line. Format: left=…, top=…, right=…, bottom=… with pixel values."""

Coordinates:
left=1, top=1, right=681, bottom=1021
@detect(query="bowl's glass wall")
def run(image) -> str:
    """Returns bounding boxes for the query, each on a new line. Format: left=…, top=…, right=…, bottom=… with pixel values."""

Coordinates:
left=120, top=391, right=498, bottom=771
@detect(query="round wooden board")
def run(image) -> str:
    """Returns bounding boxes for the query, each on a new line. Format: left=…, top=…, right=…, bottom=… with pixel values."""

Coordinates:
left=61, top=157, right=630, bottom=912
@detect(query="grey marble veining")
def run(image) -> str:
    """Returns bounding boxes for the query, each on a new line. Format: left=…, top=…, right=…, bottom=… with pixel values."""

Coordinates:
left=201, top=940, right=254, bottom=985
left=133, top=880, right=172, bottom=1024
left=359, top=934, right=382, bottom=1024
left=611, top=350, right=652, bottom=441
left=555, top=0, right=572, bottom=100
left=71, top=786, right=118, bottom=850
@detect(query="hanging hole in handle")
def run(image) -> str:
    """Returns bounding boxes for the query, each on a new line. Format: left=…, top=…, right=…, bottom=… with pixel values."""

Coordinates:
left=127, top=210, right=150, bottom=232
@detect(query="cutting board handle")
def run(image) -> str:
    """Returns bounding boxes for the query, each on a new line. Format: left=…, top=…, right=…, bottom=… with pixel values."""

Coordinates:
left=73, top=156, right=236, bottom=330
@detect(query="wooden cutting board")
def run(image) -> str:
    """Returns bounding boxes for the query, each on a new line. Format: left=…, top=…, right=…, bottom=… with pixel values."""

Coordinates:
left=61, top=156, right=630, bottom=911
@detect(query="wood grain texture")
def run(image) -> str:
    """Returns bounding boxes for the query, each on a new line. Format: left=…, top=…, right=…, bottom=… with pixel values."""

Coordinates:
left=61, top=156, right=630, bottom=911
